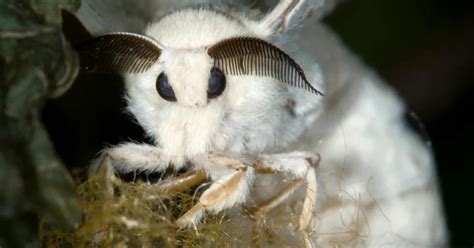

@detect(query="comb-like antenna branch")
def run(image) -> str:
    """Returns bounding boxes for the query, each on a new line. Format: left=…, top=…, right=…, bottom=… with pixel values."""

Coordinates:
left=208, top=37, right=323, bottom=96
left=75, top=32, right=164, bottom=74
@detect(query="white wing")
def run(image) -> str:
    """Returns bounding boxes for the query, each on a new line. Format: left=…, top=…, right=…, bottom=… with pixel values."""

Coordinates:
left=283, top=21, right=448, bottom=247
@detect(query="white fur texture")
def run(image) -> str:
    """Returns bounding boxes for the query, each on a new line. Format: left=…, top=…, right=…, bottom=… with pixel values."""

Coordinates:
left=90, top=143, right=169, bottom=173
left=126, top=8, right=317, bottom=167
left=258, top=151, right=317, bottom=178
left=78, top=1, right=447, bottom=247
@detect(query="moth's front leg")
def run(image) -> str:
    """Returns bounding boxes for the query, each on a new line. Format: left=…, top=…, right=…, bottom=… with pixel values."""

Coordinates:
left=251, top=152, right=320, bottom=246
left=176, top=154, right=256, bottom=227
left=90, top=143, right=170, bottom=193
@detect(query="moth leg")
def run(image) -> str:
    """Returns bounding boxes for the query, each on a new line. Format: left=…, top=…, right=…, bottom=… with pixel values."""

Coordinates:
left=298, top=163, right=318, bottom=231
left=93, top=152, right=115, bottom=194
left=251, top=152, right=320, bottom=245
left=90, top=143, right=170, bottom=193
left=250, top=179, right=304, bottom=245
left=155, top=170, right=207, bottom=193
left=176, top=163, right=254, bottom=227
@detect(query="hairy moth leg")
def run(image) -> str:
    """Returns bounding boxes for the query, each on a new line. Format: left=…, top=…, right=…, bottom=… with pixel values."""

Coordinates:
left=176, top=162, right=255, bottom=227
left=298, top=163, right=318, bottom=231
left=250, top=179, right=304, bottom=245
left=155, top=170, right=207, bottom=193
left=251, top=152, right=320, bottom=245
left=90, top=143, right=170, bottom=193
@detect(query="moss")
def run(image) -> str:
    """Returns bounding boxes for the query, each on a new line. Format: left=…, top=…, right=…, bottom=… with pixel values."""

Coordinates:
left=41, top=176, right=250, bottom=247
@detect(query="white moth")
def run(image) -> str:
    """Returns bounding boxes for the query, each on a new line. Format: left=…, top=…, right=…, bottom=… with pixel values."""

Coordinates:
left=76, top=0, right=447, bottom=247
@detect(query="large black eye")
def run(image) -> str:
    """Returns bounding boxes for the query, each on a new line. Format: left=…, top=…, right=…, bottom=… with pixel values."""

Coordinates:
left=156, top=72, right=176, bottom=102
left=208, top=67, right=226, bottom=99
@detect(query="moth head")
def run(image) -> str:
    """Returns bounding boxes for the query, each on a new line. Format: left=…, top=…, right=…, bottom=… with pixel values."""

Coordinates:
left=157, top=48, right=216, bottom=107
left=75, top=6, right=325, bottom=159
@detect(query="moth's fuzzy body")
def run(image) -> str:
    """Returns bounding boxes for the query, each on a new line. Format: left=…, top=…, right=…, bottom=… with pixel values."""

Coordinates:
left=126, top=8, right=318, bottom=167
left=76, top=1, right=448, bottom=247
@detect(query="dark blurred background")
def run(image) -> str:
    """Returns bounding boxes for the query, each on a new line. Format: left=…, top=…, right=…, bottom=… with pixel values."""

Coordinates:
left=42, top=0, right=474, bottom=246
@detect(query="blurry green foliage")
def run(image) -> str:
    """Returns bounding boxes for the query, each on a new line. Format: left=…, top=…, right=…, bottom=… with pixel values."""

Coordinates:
left=0, top=0, right=81, bottom=247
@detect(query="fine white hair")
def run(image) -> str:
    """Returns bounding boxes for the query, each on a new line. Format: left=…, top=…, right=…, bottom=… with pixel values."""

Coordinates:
left=77, top=0, right=448, bottom=247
